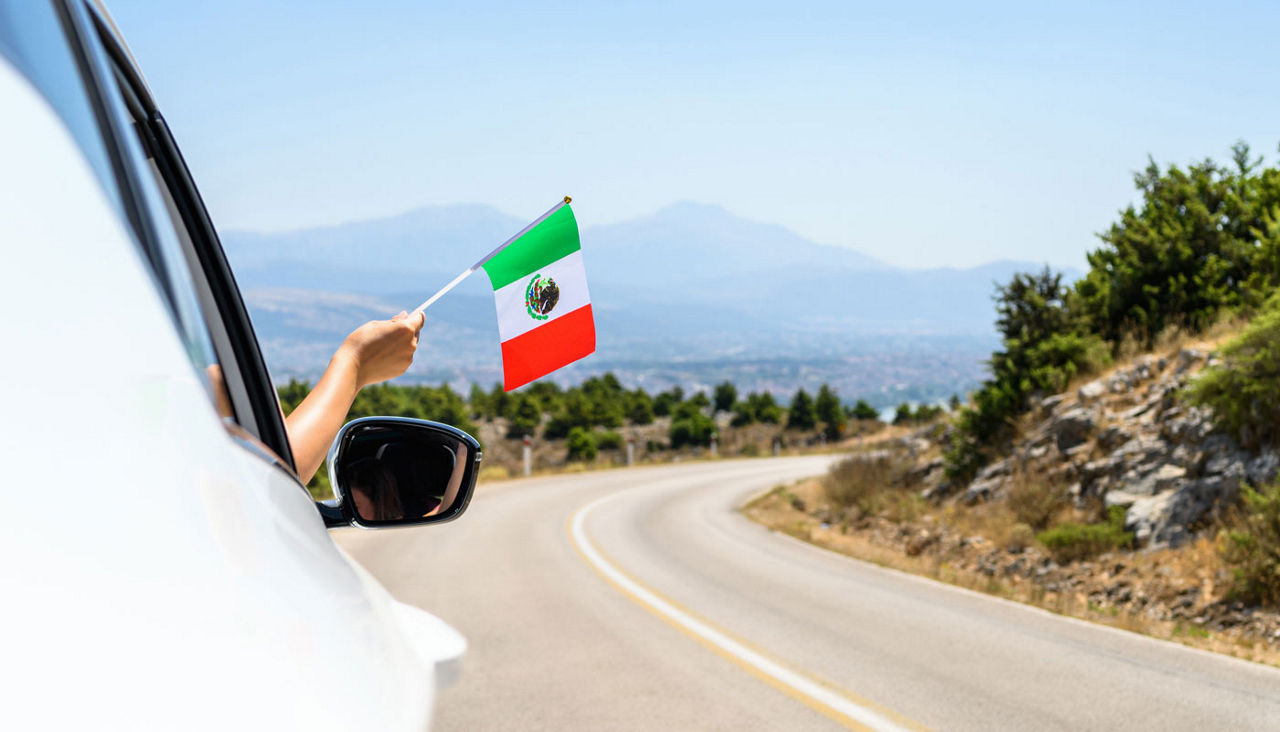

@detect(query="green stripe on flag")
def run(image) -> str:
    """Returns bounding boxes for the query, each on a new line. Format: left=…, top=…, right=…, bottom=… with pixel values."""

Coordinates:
left=481, top=205, right=581, bottom=290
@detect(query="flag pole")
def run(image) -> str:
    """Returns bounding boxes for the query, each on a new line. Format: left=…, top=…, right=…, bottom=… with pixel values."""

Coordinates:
left=412, top=196, right=572, bottom=315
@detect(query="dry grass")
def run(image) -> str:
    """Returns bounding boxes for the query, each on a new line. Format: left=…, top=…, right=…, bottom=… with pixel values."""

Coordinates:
left=743, top=479, right=1280, bottom=667
left=1005, top=473, right=1067, bottom=531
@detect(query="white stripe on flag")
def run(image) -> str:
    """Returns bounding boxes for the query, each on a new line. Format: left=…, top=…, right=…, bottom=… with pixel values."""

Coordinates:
left=493, top=250, right=591, bottom=342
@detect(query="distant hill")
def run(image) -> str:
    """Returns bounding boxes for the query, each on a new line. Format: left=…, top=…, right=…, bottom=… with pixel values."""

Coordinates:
left=221, top=202, right=1073, bottom=404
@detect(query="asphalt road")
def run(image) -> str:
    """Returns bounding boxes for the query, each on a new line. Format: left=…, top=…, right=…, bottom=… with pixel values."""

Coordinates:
left=337, top=457, right=1280, bottom=731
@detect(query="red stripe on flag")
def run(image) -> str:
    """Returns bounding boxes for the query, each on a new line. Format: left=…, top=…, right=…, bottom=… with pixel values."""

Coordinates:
left=500, top=304, right=596, bottom=391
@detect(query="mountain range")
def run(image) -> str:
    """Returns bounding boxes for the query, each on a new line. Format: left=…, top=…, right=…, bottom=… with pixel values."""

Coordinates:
left=222, top=202, right=1070, bottom=406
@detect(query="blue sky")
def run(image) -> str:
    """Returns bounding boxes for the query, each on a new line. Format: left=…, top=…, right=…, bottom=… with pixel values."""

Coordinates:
left=107, top=0, right=1280, bottom=269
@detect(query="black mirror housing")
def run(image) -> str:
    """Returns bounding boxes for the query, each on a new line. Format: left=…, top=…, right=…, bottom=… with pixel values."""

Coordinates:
left=321, top=417, right=482, bottom=529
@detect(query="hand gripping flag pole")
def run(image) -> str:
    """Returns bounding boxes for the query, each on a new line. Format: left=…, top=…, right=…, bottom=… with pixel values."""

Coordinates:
left=412, top=196, right=572, bottom=315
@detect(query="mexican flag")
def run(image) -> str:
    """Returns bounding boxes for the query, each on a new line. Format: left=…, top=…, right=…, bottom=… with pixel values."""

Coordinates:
left=481, top=201, right=595, bottom=391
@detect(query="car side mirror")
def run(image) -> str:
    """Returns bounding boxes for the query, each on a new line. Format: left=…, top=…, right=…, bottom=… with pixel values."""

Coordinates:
left=317, top=417, right=482, bottom=529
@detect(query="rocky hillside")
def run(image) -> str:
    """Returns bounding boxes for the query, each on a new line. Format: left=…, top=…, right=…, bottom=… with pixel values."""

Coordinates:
left=745, top=335, right=1280, bottom=660
left=951, top=345, right=1277, bottom=549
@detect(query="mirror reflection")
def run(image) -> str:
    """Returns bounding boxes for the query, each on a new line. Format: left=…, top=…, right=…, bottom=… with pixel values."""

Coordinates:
left=340, top=424, right=471, bottom=524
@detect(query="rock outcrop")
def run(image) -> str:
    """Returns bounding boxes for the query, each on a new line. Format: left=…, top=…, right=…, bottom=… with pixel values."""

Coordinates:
left=945, top=349, right=1275, bottom=549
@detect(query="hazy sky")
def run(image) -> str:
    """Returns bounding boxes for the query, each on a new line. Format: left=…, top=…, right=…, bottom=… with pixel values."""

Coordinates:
left=107, top=0, right=1280, bottom=270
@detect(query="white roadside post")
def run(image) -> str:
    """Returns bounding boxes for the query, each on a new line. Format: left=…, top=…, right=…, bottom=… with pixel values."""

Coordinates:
left=626, top=435, right=636, bottom=467
left=522, top=434, right=532, bottom=477
left=773, top=436, right=781, bottom=457
left=709, top=431, right=718, bottom=459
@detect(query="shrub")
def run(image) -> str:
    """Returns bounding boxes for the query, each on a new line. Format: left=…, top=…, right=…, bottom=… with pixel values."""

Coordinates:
left=1006, top=477, right=1065, bottom=530
left=1036, top=506, right=1134, bottom=562
left=739, top=443, right=760, bottom=457
left=1187, top=292, right=1280, bottom=448
left=595, top=430, right=624, bottom=450
left=1218, top=481, right=1280, bottom=605
left=670, top=413, right=715, bottom=448
left=1007, top=523, right=1037, bottom=551
left=566, top=427, right=597, bottom=461
left=823, top=454, right=907, bottom=517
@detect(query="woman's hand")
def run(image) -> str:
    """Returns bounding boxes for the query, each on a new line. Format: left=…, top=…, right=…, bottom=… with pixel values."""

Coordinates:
left=337, top=310, right=426, bottom=388
left=284, top=310, right=426, bottom=482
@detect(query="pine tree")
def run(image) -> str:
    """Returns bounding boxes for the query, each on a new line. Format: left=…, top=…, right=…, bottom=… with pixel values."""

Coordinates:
left=787, top=389, right=816, bottom=430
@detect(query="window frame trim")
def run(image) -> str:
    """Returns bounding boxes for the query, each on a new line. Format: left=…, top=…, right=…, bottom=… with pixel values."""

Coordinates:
left=65, top=0, right=301, bottom=479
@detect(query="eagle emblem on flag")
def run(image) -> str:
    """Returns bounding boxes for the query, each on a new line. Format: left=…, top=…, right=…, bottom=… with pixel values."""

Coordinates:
left=524, top=274, right=560, bottom=320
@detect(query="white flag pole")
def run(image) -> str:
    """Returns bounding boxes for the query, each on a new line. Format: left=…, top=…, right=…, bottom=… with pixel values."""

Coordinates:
left=412, top=197, right=572, bottom=315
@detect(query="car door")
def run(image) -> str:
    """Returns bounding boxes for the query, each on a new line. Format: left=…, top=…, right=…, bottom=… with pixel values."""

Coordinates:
left=0, top=1, right=450, bottom=728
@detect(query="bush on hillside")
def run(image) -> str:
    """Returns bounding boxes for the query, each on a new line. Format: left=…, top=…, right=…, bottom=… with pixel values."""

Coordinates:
left=595, top=430, right=624, bottom=450
left=1218, top=481, right=1280, bottom=606
left=1036, top=506, right=1134, bottom=562
left=824, top=454, right=912, bottom=517
left=566, top=427, right=597, bottom=461
left=1187, top=292, right=1280, bottom=448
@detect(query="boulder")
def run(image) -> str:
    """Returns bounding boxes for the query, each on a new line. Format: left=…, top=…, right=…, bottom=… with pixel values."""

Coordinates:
left=1247, top=448, right=1280, bottom=486
left=1161, top=407, right=1215, bottom=444
left=1127, top=463, right=1187, bottom=496
left=974, top=458, right=1011, bottom=481
left=1078, top=380, right=1107, bottom=403
left=1113, top=436, right=1164, bottom=465
left=1126, top=475, right=1238, bottom=548
left=964, top=476, right=1003, bottom=505
left=1038, top=394, right=1067, bottom=414
left=1108, top=372, right=1133, bottom=394
left=1097, top=425, right=1132, bottom=450
left=1204, top=449, right=1248, bottom=478
left=1050, top=407, right=1096, bottom=451
left=1175, top=348, right=1205, bottom=375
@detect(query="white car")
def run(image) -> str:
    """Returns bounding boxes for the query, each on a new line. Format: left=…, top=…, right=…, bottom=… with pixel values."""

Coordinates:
left=0, top=2, right=478, bottom=729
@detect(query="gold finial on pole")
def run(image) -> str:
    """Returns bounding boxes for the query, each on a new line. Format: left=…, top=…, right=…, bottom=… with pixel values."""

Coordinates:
left=564, top=195, right=572, bottom=204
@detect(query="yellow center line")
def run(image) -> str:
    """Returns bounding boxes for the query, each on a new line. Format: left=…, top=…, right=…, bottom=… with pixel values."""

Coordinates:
left=567, top=492, right=926, bottom=732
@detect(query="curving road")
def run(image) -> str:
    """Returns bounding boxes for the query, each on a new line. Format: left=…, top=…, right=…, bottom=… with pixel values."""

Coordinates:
left=337, top=457, right=1280, bottom=731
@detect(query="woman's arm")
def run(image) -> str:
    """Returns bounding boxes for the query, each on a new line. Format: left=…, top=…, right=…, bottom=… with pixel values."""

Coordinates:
left=285, top=311, right=425, bottom=483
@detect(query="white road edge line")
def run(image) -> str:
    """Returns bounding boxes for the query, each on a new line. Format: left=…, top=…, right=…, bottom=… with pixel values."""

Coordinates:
left=570, top=491, right=910, bottom=732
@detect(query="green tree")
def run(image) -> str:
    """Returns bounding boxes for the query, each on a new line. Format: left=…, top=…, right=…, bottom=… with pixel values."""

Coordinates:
left=945, top=268, right=1107, bottom=482
left=893, top=402, right=913, bottom=425
left=488, top=382, right=512, bottom=419
left=505, top=393, right=541, bottom=438
left=278, top=378, right=310, bottom=415
left=544, top=391, right=593, bottom=439
left=627, top=388, right=655, bottom=425
left=750, top=392, right=782, bottom=424
left=850, top=399, right=879, bottom=421
left=653, top=386, right=684, bottom=417
left=730, top=400, right=756, bottom=427
left=713, top=381, right=738, bottom=414
left=814, top=384, right=845, bottom=440
left=468, top=383, right=489, bottom=420
left=686, top=391, right=711, bottom=411
left=787, top=389, right=816, bottom=430
left=1074, top=143, right=1280, bottom=345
